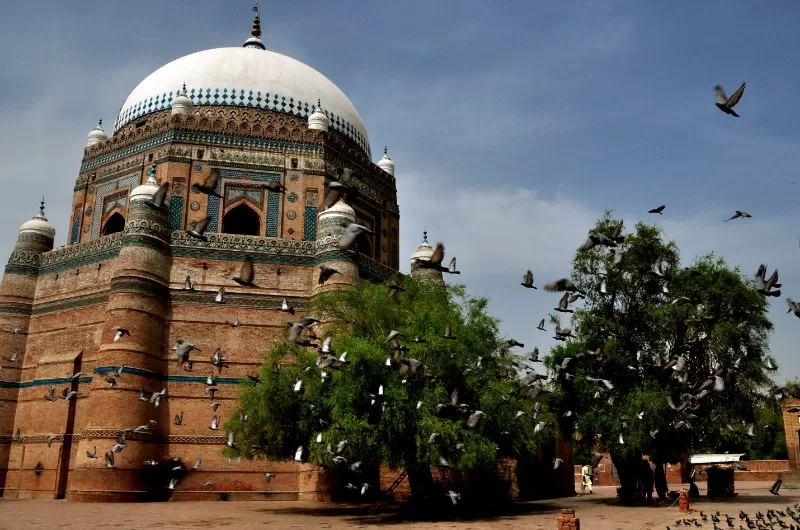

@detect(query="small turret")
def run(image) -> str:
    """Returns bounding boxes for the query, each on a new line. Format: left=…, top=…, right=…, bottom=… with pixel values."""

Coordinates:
left=410, top=231, right=444, bottom=284
left=313, top=198, right=359, bottom=294
left=130, top=164, right=161, bottom=202
left=171, top=83, right=194, bottom=116
left=86, top=120, right=108, bottom=147
left=376, top=146, right=395, bottom=177
left=308, top=99, right=330, bottom=132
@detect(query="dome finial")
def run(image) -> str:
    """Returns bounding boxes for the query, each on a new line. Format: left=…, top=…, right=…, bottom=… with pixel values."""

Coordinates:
left=98, top=119, right=103, bottom=127
left=422, top=230, right=428, bottom=244
left=384, top=146, right=388, bottom=155
left=39, top=197, right=45, bottom=216
left=244, top=4, right=266, bottom=49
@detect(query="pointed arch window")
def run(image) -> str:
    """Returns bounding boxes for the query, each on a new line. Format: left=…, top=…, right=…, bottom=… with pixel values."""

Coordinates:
left=222, top=204, right=261, bottom=236
left=101, top=212, right=125, bottom=236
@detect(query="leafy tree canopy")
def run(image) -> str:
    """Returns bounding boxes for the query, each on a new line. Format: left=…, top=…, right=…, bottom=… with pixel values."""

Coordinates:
left=225, top=279, right=556, bottom=493
left=545, top=212, right=776, bottom=494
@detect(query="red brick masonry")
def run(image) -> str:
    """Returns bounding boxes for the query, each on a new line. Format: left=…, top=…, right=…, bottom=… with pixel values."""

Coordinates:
left=557, top=508, right=580, bottom=529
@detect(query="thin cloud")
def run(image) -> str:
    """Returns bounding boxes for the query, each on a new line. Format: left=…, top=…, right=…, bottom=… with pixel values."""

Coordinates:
left=398, top=171, right=800, bottom=382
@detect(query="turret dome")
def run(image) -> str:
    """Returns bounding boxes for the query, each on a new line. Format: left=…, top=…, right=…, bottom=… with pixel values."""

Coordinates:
left=376, top=147, right=395, bottom=177
left=170, top=83, right=194, bottom=116
left=87, top=120, right=108, bottom=147
left=307, top=99, right=331, bottom=132
left=19, top=199, right=56, bottom=240
left=130, top=165, right=161, bottom=202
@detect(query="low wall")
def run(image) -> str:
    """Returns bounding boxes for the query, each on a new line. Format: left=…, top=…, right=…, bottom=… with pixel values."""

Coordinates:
left=574, top=456, right=789, bottom=488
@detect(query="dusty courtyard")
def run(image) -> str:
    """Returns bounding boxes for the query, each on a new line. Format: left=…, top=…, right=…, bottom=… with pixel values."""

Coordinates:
left=1, top=481, right=796, bottom=530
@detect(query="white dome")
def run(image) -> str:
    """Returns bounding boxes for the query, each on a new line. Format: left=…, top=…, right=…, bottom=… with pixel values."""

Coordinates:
left=114, top=47, right=371, bottom=157
left=307, top=100, right=330, bottom=132
left=377, top=147, right=395, bottom=177
left=87, top=120, right=108, bottom=147
left=130, top=165, right=160, bottom=202
left=171, top=84, right=194, bottom=116
left=410, top=232, right=434, bottom=262
left=19, top=202, right=55, bottom=239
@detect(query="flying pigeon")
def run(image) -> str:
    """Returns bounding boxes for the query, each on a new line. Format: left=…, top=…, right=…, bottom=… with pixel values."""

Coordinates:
left=521, top=270, right=537, bottom=289
left=318, top=266, right=341, bottom=285
left=232, top=256, right=256, bottom=286
left=187, top=216, right=211, bottom=240
left=648, top=205, right=666, bottom=214
left=192, top=168, right=223, bottom=197
left=110, top=326, right=130, bottom=342
left=714, top=82, right=746, bottom=117
left=724, top=211, right=752, bottom=222
left=577, top=233, right=617, bottom=252
left=338, top=221, right=374, bottom=252
left=144, top=182, right=169, bottom=211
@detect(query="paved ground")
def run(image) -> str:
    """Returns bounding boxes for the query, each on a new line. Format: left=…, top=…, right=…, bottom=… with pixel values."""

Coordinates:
left=1, top=482, right=797, bottom=530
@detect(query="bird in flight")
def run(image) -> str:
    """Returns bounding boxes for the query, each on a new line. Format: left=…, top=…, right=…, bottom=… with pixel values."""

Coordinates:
left=724, top=211, right=751, bottom=222
left=714, top=82, right=746, bottom=117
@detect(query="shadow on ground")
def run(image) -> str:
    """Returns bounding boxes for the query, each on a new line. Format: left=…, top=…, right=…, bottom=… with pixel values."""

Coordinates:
left=260, top=500, right=567, bottom=525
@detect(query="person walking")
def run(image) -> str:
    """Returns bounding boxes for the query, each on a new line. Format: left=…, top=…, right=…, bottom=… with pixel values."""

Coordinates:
left=581, top=463, right=593, bottom=494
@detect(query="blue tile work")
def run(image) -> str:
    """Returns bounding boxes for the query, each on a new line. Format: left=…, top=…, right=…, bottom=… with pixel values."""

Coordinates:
left=93, top=366, right=241, bottom=384
left=0, top=372, right=243, bottom=389
left=91, top=174, right=140, bottom=239
left=80, top=130, right=323, bottom=173
left=113, top=87, right=371, bottom=157
left=168, top=196, right=184, bottom=230
left=266, top=190, right=280, bottom=237
left=70, top=220, right=80, bottom=245
left=206, top=169, right=280, bottom=234
left=0, top=377, right=92, bottom=389
left=304, top=207, right=317, bottom=241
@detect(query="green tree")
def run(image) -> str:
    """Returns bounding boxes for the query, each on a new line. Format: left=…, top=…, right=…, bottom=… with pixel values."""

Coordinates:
left=546, top=212, right=775, bottom=501
left=225, top=279, right=554, bottom=508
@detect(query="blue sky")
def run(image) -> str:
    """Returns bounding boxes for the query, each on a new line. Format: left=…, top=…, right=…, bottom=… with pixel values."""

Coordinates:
left=1, top=1, right=799, bottom=380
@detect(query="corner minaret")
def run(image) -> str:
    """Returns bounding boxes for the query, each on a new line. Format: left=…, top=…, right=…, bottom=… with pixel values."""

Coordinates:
left=0, top=200, right=55, bottom=467
left=410, top=231, right=444, bottom=284
left=70, top=165, right=173, bottom=501
left=243, top=4, right=266, bottom=50
left=313, top=199, right=359, bottom=294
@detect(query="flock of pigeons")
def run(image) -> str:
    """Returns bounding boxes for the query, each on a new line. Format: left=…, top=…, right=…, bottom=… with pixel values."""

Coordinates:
left=667, top=505, right=800, bottom=529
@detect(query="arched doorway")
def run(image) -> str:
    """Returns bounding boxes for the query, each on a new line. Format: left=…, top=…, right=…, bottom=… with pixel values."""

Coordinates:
left=101, top=212, right=125, bottom=236
left=222, top=204, right=261, bottom=236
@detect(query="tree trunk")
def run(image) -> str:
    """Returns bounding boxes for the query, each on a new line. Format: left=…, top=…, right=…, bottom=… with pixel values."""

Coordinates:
left=653, top=460, right=669, bottom=501
left=611, top=453, right=642, bottom=504
left=406, top=465, right=436, bottom=513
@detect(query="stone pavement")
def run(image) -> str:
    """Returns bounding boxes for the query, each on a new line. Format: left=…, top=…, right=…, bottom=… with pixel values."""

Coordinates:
left=1, top=481, right=796, bottom=530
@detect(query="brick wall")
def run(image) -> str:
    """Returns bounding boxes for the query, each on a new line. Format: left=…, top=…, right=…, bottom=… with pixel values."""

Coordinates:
left=783, top=398, right=800, bottom=469
left=574, top=454, right=790, bottom=489
left=573, top=453, right=685, bottom=488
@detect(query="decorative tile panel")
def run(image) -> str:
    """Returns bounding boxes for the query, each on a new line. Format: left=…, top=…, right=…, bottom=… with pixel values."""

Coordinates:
left=70, top=205, right=81, bottom=245
left=206, top=169, right=279, bottom=235
left=91, top=174, right=140, bottom=239
left=168, top=197, right=184, bottom=230
left=303, top=189, right=318, bottom=242
left=226, top=184, right=264, bottom=208
left=113, top=87, right=371, bottom=157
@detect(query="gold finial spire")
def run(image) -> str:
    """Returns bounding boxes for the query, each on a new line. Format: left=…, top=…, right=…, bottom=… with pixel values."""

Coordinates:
left=244, top=4, right=266, bottom=49
left=251, top=4, right=261, bottom=38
